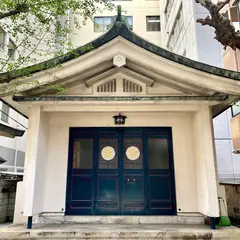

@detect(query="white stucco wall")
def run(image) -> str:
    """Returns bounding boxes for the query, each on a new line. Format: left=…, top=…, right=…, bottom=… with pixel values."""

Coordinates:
left=41, top=111, right=198, bottom=214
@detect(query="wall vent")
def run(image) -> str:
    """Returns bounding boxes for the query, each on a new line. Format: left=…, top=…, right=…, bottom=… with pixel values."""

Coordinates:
left=123, top=79, right=142, bottom=93
left=97, top=79, right=116, bottom=93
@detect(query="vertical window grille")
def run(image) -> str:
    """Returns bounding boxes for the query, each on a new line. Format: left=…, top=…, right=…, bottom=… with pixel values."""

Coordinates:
left=1, top=103, right=9, bottom=123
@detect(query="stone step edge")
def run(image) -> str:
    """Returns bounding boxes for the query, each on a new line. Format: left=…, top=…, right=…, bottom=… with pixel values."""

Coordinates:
left=34, top=215, right=205, bottom=225
left=1, top=230, right=240, bottom=240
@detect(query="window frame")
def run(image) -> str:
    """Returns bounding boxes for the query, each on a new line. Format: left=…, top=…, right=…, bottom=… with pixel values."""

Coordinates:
left=94, top=15, right=133, bottom=32
left=231, top=102, right=240, bottom=117
left=1, top=103, right=9, bottom=123
left=146, top=15, right=161, bottom=32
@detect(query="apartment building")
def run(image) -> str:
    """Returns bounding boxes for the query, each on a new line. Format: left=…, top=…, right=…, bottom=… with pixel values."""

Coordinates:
left=161, top=0, right=240, bottom=185
left=0, top=100, right=27, bottom=223
left=0, top=27, right=27, bottom=174
left=69, top=0, right=162, bottom=47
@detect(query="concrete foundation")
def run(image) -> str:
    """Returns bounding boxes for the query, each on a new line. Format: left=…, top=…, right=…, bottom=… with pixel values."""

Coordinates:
left=33, top=215, right=205, bottom=225
left=223, top=184, right=240, bottom=219
left=0, top=223, right=240, bottom=239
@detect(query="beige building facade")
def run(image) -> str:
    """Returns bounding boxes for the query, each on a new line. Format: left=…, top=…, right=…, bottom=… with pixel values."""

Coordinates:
left=69, top=0, right=162, bottom=47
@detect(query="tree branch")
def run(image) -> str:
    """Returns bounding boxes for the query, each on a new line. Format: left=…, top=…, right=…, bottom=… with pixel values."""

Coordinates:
left=195, top=0, right=240, bottom=50
left=0, top=4, right=29, bottom=19
left=196, top=16, right=214, bottom=26
left=216, top=0, right=231, bottom=12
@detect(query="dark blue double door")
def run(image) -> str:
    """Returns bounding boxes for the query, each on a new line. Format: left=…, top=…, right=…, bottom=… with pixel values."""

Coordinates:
left=66, top=127, right=176, bottom=215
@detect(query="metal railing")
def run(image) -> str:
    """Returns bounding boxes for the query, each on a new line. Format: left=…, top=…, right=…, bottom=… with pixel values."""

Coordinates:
left=0, top=164, right=24, bottom=175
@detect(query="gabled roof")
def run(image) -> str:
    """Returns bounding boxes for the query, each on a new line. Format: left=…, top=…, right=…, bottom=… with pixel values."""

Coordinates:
left=0, top=9, right=239, bottom=119
left=0, top=12, right=240, bottom=83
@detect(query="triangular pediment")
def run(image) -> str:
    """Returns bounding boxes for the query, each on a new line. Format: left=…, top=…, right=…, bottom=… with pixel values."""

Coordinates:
left=1, top=34, right=239, bottom=98
left=53, top=72, right=190, bottom=96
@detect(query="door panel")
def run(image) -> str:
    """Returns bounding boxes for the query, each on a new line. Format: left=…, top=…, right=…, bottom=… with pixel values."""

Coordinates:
left=66, top=131, right=95, bottom=215
left=96, top=131, right=119, bottom=214
left=147, top=131, right=175, bottom=215
left=66, top=127, right=176, bottom=216
left=122, top=130, right=145, bottom=214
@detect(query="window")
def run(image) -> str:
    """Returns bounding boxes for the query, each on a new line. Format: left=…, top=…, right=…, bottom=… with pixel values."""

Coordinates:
left=148, top=139, right=169, bottom=169
left=126, top=16, right=133, bottom=30
left=223, top=2, right=240, bottom=31
left=1, top=103, right=9, bottom=123
left=94, top=17, right=113, bottom=32
left=146, top=16, right=161, bottom=31
left=73, top=139, right=93, bottom=169
left=94, top=16, right=133, bottom=32
left=232, top=102, right=240, bottom=117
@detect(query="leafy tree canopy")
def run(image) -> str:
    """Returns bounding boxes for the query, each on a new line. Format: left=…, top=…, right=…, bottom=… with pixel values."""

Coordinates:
left=0, top=0, right=114, bottom=72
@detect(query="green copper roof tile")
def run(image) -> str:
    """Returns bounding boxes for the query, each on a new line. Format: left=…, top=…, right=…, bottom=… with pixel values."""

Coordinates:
left=0, top=15, right=240, bottom=83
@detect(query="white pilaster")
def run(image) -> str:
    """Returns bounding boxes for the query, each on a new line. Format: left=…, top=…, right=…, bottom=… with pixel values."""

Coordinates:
left=23, top=106, right=48, bottom=217
left=193, top=105, right=219, bottom=217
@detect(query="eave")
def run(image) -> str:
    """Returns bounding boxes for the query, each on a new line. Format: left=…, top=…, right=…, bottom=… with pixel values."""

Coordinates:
left=13, top=95, right=228, bottom=102
left=0, top=16, right=239, bottom=119
left=0, top=20, right=240, bottom=83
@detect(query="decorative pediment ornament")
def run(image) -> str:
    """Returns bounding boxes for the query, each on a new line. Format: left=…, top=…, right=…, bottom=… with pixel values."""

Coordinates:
left=113, top=54, right=126, bottom=67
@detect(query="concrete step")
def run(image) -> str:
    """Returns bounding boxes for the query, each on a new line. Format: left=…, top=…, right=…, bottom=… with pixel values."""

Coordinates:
left=34, top=215, right=205, bottom=225
left=0, top=224, right=240, bottom=239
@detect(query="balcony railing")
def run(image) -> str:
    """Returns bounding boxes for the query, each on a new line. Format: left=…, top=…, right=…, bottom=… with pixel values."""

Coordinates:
left=0, top=164, right=24, bottom=175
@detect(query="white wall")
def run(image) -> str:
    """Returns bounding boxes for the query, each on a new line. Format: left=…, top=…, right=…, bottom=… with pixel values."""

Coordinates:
left=42, top=111, right=198, bottom=214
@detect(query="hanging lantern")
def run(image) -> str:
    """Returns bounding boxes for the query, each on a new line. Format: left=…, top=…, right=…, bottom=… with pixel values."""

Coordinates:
left=113, top=113, right=127, bottom=125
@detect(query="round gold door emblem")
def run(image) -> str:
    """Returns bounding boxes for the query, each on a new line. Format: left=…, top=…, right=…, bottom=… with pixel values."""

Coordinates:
left=101, top=146, right=115, bottom=161
left=126, top=146, right=140, bottom=161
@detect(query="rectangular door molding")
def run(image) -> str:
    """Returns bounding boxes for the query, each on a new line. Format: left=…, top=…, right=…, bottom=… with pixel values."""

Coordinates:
left=65, top=127, right=176, bottom=215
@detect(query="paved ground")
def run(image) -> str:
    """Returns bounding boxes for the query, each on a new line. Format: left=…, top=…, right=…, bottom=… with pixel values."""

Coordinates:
left=0, top=222, right=12, bottom=229
left=0, top=224, right=240, bottom=239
